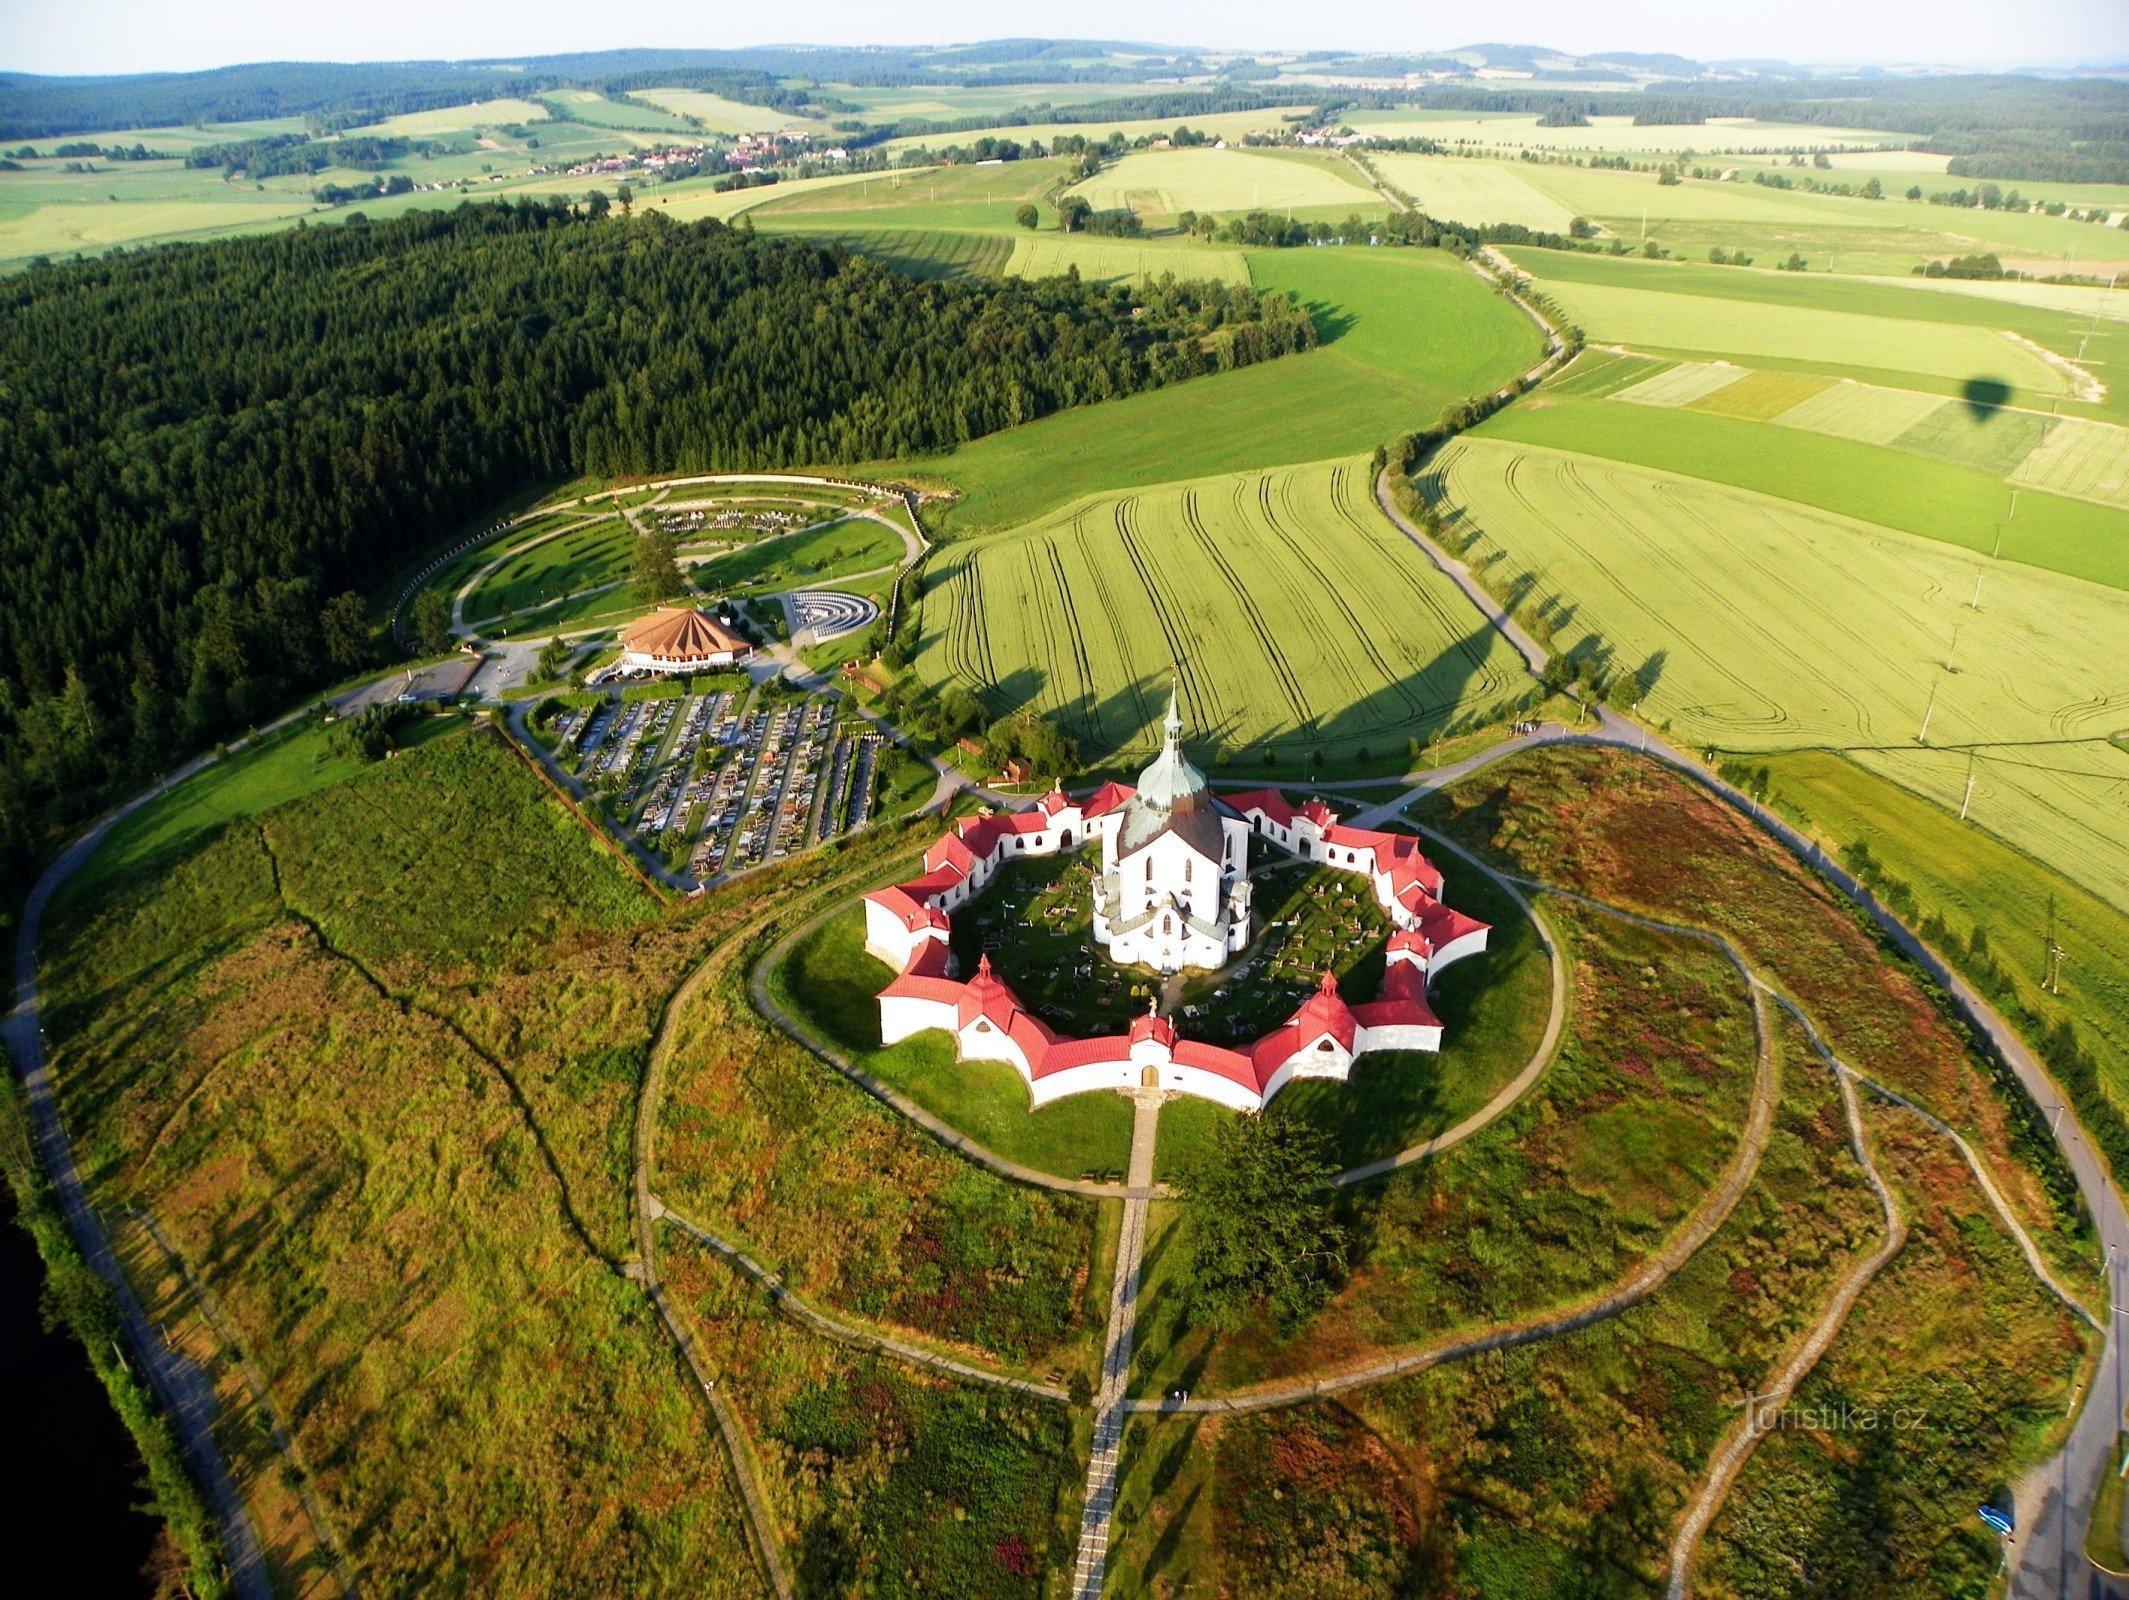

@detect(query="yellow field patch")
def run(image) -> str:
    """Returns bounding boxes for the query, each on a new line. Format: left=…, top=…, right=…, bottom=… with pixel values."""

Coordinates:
left=1367, top=153, right=1580, bottom=234
left=2012, top=417, right=2129, bottom=510
left=1771, top=381, right=1951, bottom=445
left=1005, top=235, right=1249, bottom=287
left=1066, top=148, right=1373, bottom=217
left=1687, top=371, right=1837, bottom=421
left=626, top=89, right=809, bottom=133
left=1613, top=361, right=1749, bottom=408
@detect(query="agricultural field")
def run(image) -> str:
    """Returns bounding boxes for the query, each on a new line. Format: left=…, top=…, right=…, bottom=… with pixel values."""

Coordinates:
left=742, top=157, right=1061, bottom=236
left=1536, top=275, right=2068, bottom=393
left=349, top=96, right=550, bottom=137
left=1342, top=108, right=1906, bottom=156
left=1367, top=151, right=1581, bottom=233
left=1063, top=146, right=1379, bottom=218
left=907, top=243, right=1544, bottom=534
left=624, top=87, right=818, bottom=133
left=914, top=456, right=1531, bottom=766
left=535, top=87, right=695, bottom=133
left=1003, top=233, right=1250, bottom=286
left=879, top=107, right=1307, bottom=156
left=654, top=166, right=916, bottom=224
left=1483, top=386, right=2129, bottom=588
left=1425, top=436, right=2129, bottom=915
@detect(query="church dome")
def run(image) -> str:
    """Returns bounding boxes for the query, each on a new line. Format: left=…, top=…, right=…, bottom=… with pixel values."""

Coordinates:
left=1134, top=689, right=1207, bottom=810
left=1117, top=689, right=1220, bottom=858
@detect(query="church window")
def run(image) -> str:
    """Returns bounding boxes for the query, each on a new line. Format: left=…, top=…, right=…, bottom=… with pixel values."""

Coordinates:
left=1184, top=859, right=1193, bottom=885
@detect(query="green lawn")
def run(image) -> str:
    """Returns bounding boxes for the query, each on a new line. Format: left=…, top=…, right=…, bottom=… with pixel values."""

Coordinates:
left=907, top=244, right=1543, bottom=535
left=770, top=905, right=1136, bottom=1181
left=463, top=516, right=633, bottom=622
left=689, top=516, right=903, bottom=595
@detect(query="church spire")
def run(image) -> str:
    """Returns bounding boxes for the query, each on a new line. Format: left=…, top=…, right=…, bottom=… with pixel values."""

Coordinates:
left=1163, top=683, right=1183, bottom=741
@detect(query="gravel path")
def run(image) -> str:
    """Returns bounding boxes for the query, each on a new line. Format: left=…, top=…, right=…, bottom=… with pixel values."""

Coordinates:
left=652, top=1194, right=1069, bottom=1401
left=1071, top=1093, right=1160, bottom=1600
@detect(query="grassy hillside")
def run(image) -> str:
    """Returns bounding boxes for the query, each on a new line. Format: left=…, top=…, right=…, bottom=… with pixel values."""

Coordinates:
left=911, top=244, right=1543, bottom=533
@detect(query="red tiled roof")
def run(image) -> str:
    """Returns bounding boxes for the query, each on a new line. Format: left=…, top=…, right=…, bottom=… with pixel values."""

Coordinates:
left=903, top=940, right=954, bottom=978
left=1129, top=1011, right=1177, bottom=1048
left=1419, top=901, right=1489, bottom=950
left=1038, top=788, right=1073, bottom=816
left=1082, top=781, right=1136, bottom=819
left=1035, top=1035, right=1129, bottom=1074
left=880, top=973, right=964, bottom=1004
left=1222, top=788, right=1297, bottom=826
left=866, top=884, right=952, bottom=931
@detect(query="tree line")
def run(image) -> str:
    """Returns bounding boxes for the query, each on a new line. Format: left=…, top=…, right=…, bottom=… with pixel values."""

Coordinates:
left=0, top=200, right=1314, bottom=890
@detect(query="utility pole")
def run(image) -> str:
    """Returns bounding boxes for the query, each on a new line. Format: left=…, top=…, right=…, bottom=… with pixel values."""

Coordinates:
left=1967, top=571, right=1984, bottom=611
left=1960, top=750, right=1977, bottom=821
left=2046, top=942, right=2068, bottom=995
left=1917, top=682, right=1937, bottom=745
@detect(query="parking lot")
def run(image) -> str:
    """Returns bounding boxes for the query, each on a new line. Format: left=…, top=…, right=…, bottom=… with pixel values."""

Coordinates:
left=545, top=684, right=885, bottom=886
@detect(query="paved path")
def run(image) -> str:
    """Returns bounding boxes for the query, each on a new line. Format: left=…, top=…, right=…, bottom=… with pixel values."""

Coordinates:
left=1072, top=1092, right=1160, bottom=1600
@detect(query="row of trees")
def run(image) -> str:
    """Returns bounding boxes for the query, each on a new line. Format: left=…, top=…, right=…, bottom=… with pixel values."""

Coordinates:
left=0, top=200, right=1315, bottom=890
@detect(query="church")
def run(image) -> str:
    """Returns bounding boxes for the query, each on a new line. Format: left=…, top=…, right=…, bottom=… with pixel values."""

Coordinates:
left=1091, top=692, right=1252, bottom=972
left=858, top=687, right=1493, bottom=1113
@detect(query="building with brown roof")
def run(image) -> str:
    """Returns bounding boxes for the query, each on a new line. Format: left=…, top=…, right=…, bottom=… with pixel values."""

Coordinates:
left=616, top=607, right=753, bottom=674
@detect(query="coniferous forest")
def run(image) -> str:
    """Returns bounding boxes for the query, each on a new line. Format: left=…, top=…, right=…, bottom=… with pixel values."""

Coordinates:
left=0, top=200, right=1315, bottom=887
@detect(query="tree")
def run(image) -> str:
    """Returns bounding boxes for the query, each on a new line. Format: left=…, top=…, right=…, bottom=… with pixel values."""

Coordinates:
left=632, top=529, right=685, bottom=604
left=1013, top=202, right=1038, bottom=230
left=1568, top=215, right=1597, bottom=239
left=1177, top=1115, right=1348, bottom=1331
left=1860, top=176, right=1882, bottom=200
left=615, top=182, right=633, bottom=217
left=319, top=590, right=372, bottom=673
left=536, top=635, right=571, bottom=681
left=583, top=188, right=611, bottom=220
left=1056, top=196, right=1092, bottom=234
left=411, top=589, right=452, bottom=655
left=1907, top=184, right=1923, bottom=200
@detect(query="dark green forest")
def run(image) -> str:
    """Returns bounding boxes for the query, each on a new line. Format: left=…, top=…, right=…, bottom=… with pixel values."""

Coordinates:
left=0, top=200, right=1313, bottom=885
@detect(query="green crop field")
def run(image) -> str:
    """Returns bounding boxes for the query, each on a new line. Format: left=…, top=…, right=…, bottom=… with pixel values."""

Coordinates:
left=654, top=166, right=916, bottom=223
left=765, top=225, right=1011, bottom=279
left=1427, top=436, right=2129, bottom=913
left=538, top=88, right=697, bottom=133
left=915, top=456, right=1529, bottom=763
left=625, top=87, right=815, bottom=133
left=1508, top=246, right=2129, bottom=424
left=1534, top=276, right=2068, bottom=393
left=1367, top=152, right=1581, bottom=233
left=2016, top=417, right=2129, bottom=506
left=1064, top=147, right=1377, bottom=217
left=1004, top=233, right=1250, bottom=285
left=1482, top=389, right=2129, bottom=588
left=907, top=244, right=1544, bottom=535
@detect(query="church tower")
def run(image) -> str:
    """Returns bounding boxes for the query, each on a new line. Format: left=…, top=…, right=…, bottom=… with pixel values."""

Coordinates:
left=1091, top=687, right=1252, bottom=973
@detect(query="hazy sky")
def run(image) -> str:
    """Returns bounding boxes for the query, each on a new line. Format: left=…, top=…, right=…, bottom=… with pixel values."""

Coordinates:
left=3, top=0, right=2125, bottom=77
